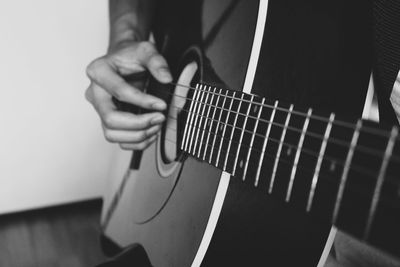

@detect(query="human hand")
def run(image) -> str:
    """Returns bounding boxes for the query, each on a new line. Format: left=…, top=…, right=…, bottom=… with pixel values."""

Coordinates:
left=85, top=41, right=172, bottom=150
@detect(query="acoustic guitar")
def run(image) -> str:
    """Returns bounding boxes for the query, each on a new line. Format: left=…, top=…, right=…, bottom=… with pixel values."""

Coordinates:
left=100, top=0, right=400, bottom=266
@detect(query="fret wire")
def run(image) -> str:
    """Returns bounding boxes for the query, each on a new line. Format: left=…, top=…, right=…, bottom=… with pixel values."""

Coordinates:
left=182, top=84, right=200, bottom=151
left=188, top=84, right=206, bottom=154
left=190, top=84, right=207, bottom=154
left=204, top=88, right=222, bottom=161
left=167, top=112, right=400, bottom=185
left=181, top=85, right=196, bottom=151
left=286, top=108, right=312, bottom=202
left=255, top=101, right=278, bottom=187
left=169, top=82, right=394, bottom=139
left=165, top=130, right=331, bottom=184
left=186, top=84, right=202, bottom=152
left=165, top=133, right=400, bottom=224
left=246, top=98, right=265, bottom=184
left=209, top=90, right=229, bottom=164
left=363, top=126, right=399, bottom=240
left=224, top=93, right=244, bottom=171
left=233, top=95, right=254, bottom=177
left=164, top=134, right=360, bottom=205
left=154, top=86, right=398, bottom=161
left=216, top=91, right=236, bottom=167
left=185, top=85, right=202, bottom=151
left=269, top=104, right=294, bottom=194
left=332, top=120, right=363, bottom=225
left=193, top=86, right=211, bottom=157
left=167, top=123, right=400, bottom=190
left=199, top=86, right=217, bottom=159
left=306, top=113, right=335, bottom=212
left=170, top=106, right=399, bottom=182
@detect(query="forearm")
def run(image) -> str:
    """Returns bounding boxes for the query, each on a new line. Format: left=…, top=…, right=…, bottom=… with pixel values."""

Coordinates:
left=108, top=0, right=156, bottom=51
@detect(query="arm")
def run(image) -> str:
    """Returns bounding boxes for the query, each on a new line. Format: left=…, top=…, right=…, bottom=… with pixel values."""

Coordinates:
left=108, top=0, right=155, bottom=51
left=85, top=0, right=172, bottom=150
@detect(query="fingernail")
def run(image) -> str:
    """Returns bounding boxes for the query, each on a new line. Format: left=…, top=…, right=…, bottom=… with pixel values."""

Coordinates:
left=151, top=114, right=165, bottom=125
left=152, top=101, right=167, bottom=110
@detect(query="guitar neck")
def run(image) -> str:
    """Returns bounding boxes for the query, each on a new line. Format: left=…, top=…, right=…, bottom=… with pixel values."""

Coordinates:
left=179, top=83, right=400, bottom=258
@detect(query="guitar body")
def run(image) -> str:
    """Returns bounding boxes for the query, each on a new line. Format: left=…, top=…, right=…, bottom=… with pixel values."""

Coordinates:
left=102, top=0, right=372, bottom=266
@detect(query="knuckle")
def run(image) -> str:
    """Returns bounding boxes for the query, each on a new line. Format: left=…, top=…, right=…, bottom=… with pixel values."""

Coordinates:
left=145, top=117, right=153, bottom=128
left=131, top=115, right=147, bottom=129
left=129, top=131, right=146, bottom=142
left=138, top=41, right=156, bottom=56
left=145, top=127, right=155, bottom=137
left=102, top=114, right=114, bottom=128
left=85, top=65, right=94, bottom=79
left=103, top=130, right=115, bottom=142
left=86, top=58, right=103, bottom=79
left=84, top=87, right=93, bottom=103
left=134, top=131, right=147, bottom=141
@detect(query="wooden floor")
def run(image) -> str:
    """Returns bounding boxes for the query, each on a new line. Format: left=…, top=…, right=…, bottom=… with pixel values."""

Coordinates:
left=0, top=199, right=106, bottom=267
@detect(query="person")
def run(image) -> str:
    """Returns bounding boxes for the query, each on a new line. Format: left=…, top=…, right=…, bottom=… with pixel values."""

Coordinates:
left=85, top=0, right=171, bottom=151
left=86, top=0, right=400, bottom=266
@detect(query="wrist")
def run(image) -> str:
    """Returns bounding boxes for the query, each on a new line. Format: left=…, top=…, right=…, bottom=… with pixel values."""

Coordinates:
left=108, top=30, right=141, bottom=53
left=108, top=12, right=148, bottom=53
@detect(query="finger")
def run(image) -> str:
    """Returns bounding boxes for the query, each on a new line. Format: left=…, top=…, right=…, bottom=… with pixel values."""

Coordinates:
left=85, top=82, right=111, bottom=115
left=134, top=42, right=172, bottom=84
left=102, top=111, right=166, bottom=131
left=146, top=54, right=173, bottom=83
left=87, top=58, right=167, bottom=110
left=85, top=83, right=94, bottom=104
left=91, top=84, right=165, bottom=130
left=87, top=83, right=166, bottom=130
left=103, top=125, right=161, bottom=143
left=119, top=135, right=158, bottom=151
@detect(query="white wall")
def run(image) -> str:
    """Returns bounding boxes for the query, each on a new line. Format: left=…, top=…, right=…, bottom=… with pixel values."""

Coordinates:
left=0, top=0, right=119, bottom=213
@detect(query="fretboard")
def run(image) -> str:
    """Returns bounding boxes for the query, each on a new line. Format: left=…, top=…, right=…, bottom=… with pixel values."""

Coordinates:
left=179, top=83, right=400, bottom=258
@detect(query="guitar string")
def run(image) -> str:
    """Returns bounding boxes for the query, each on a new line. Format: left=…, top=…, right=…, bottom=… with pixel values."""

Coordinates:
left=159, top=124, right=400, bottom=193
left=145, top=86, right=400, bottom=163
left=103, top=131, right=393, bottom=232
left=167, top=84, right=400, bottom=157
left=160, top=110, right=399, bottom=185
left=170, top=82, right=399, bottom=139
left=174, top=134, right=400, bottom=205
